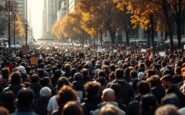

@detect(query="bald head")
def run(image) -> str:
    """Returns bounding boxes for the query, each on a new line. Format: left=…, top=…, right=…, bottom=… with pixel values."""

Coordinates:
left=102, top=88, right=116, bottom=102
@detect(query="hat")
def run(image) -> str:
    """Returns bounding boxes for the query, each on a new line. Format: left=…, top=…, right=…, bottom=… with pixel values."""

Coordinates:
left=40, top=87, right=52, bottom=97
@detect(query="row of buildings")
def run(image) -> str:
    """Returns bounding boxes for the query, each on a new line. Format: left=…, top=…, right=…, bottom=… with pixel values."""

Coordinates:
left=42, top=0, right=77, bottom=39
left=42, top=0, right=185, bottom=44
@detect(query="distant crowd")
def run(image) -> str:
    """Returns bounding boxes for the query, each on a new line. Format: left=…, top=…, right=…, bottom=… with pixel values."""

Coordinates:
left=0, top=46, right=185, bottom=115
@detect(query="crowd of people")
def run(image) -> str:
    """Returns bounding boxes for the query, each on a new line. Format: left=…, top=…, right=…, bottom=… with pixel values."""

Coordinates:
left=0, top=45, right=185, bottom=115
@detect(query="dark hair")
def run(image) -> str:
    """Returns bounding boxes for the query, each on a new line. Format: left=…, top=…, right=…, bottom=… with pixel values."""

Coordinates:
left=62, top=101, right=83, bottom=115
left=126, top=101, right=140, bottom=115
left=1, top=67, right=10, bottom=80
left=175, top=67, right=181, bottom=75
left=110, top=64, right=116, bottom=72
left=141, top=94, right=158, bottom=115
left=109, top=72, right=115, bottom=81
left=30, top=74, right=40, bottom=83
left=56, top=86, right=77, bottom=109
left=162, top=93, right=179, bottom=107
left=115, top=68, right=124, bottom=79
left=9, top=72, right=21, bottom=85
left=17, top=88, right=35, bottom=108
left=57, top=77, right=72, bottom=91
left=40, top=77, right=51, bottom=87
left=161, top=61, right=167, bottom=67
left=146, top=76, right=161, bottom=87
left=84, top=81, right=100, bottom=98
left=1, top=90, right=15, bottom=113
left=124, top=68, right=131, bottom=82
left=160, top=74, right=174, bottom=83
left=137, top=81, right=150, bottom=95
left=146, top=69, right=156, bottom=78
left=130, top=70, right=137, bottom=79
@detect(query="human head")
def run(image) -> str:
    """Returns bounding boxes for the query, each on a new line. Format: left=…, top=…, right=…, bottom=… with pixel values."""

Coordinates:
left=9, top=72, right=21, bottom=85
left=137, top=81, right=150, bottom=95
left=161, top=93, right=179, bottom=107
left=40, top=77, right=51, bottom=87
left=30, top=74, right=40, bottom=83
left=17, top=88, right=35, bottom=108
left=84, top=81, right=100, bottom=99
left=1, top=67, right=10, bottom=80
left=56, top=85, right=77, bottom=109
left=101, top=88, right=116, bottom=102
left=98, top=104, right=119, bottom=115
left=155, top=104, right=180, bottom=115
left=40, top=87, right=52, bottom=97
left=115, top=68, right=124, bottom=79
left=0, top=107, right=9, bottom=115
left=160, top=74, right=174, bottom=89
left=141, top=94, right=158, bottom=115
left=62, top=101, right=83, bottom=115
left=57, top=77, right=72, bottom=91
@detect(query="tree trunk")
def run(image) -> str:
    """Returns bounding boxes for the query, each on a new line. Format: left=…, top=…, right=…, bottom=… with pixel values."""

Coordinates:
left=169, top=33, right=174, bottom=51
left=161, top=0, right=175, bottom=50
left=176, top=20, right=182, bottom=49
left=126, top=30, right=129, bottom=46
left=147, top=29, right=151, bottom=48
left=94, top=36, right=95, bottom=46
left=165, top=32, right=167, bottom=41
left=109, top=30, right=116, bottom=44
left=100, top=32, right=103, bottom=46
left=149, top=14, right=155, bottom=49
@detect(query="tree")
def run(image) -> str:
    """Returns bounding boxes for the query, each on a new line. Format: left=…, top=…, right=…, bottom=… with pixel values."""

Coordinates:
left=77, top=0, right=129, bottom=44
left=116, top=0, right=185, bottom=49
left=52, top=11, right=87, bottom=43
left=15, top=13, right=25, bottom=38
left=0, top=5, right=7, bottom=35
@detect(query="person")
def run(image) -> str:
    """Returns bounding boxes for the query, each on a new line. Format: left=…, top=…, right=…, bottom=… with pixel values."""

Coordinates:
left=92, top=88, right=125, bottom=115
left=29, top=74, right=41, bottom=98
left=173, top=67, right=183, bottom=85
left=98, top=104, right=119, bottom=115
left=0, top=90, right=15, bottom=113
left=140, top=94, right=158, bottom=115
left=146, top=76, right=165, bottom=104
left=11, top=88, right=37, bottom=115
left=47, top=77, right=72, bottom=114
left=1, top=67, right=10, bottom=88
left=126, top=100, right=140, bottom=115
left=155, top=104, right=180, bottom=115
left=136, top=80, right=150, bottom=100
left=51, top=85, right=77, bottom=115
left=81, top=81, right=101, bottom=115
left=161, top=93, right=180, bottom=107
left=62, top=101, right=83, bottom=115
left=107, top=68, right=134, bottom=109
left=3, top=72, right=23, bottom=96
left=35, top=87, right=52, bottom=115
left=160, top=74, right=185, bottom=107
left=0, top=107, right=9, bottom=115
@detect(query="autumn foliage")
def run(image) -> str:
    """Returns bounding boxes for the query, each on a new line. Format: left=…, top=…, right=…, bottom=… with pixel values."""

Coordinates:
left=15, top=14, right=25, bottom=38
left=52, top=0, right=185, bottom=48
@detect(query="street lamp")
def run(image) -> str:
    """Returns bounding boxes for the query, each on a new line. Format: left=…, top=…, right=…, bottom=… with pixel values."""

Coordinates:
left=5, top=0, right=12, bottom=48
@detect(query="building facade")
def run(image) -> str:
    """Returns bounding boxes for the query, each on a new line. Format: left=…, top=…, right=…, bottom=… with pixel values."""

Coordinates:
left=15, top=0, right=26, bottom=19
left=43, top=0, right=63, bottom=38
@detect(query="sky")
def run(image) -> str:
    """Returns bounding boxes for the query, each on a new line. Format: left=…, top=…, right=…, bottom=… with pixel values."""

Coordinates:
left=28, top=0, right=44, bottom=39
